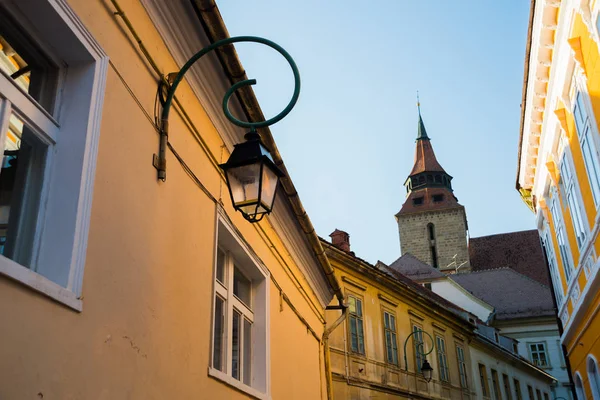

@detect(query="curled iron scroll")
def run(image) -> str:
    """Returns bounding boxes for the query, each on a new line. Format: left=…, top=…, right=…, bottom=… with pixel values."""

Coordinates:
left=161, top=36, right=301, bottom=130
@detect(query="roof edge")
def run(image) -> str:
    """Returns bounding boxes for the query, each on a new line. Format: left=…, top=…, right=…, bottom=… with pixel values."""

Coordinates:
left=516, top=0, right=536, bottom=193
left=191, top=0, right=344, bottom=304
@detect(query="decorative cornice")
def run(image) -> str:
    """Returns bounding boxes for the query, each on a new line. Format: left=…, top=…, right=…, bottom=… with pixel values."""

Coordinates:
left=378, top=293, right=399, bottom=307
left=342, top=276, right=367, bottom=291
left=568, top=36, right=587, bottom=76
left=546, top=158, right=560, bottom=186
left=554, top=107, right=570, bottom=137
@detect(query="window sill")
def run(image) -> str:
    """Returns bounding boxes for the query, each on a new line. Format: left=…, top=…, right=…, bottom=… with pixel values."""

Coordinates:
left=208, top=367, right=267, bottom=400
left=0, top=256, right=82, bottom=312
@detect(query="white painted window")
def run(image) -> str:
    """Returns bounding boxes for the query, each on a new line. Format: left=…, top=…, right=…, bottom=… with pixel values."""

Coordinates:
left=588, top=356, right=600, bottom=399
left=0, top=0, right=107, bottom=310
left=210, top=217, right=268, bottom=398
left=528, top=342, right=550, bottom=368
left=559, top=151, right=588, bottom=248
left=550, top=188, right=575, bottom=282
left=574, top=91, right=600, bottom=207
left=575, top=373, right=587, bottom=400
left=541, top=226, right=564, bottom=306
left=436, top=335, right=449, bottom=382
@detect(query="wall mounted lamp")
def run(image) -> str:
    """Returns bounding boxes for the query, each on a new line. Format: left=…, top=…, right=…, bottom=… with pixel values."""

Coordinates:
left=156, top=36, right=300, bottom=222
left=403, top=328, right=435, bottom=383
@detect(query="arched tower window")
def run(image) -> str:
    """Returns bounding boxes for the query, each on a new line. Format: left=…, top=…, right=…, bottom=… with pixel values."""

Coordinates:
left=588, top=356, right=600, bottom=399
left=427, top=223, right=439, bottom=269
left=575, top=373, right=587, bottom=400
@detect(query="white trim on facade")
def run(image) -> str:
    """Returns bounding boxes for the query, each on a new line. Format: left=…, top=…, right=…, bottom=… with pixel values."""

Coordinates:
left=0, top=0, right=108, bottom=311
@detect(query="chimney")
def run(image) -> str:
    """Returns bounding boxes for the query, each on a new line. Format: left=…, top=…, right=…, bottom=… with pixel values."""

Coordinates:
left=329, top=229, right=350, bottom=252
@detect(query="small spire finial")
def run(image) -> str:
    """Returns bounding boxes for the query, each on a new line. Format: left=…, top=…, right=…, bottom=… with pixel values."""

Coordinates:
left=416, top=91, right=429, bottom=140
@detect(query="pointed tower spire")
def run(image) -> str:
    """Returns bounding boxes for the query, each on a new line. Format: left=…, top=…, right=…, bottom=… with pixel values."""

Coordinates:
left=416, top=92, right=429, bottom=140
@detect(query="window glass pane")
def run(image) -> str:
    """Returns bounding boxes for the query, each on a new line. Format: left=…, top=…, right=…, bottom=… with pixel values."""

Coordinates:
left=356, top=298, right=363, bottom=317
left=212, top=296, right=225, bottom=371
left=233, top=265, right=251, bottom=307
left=391, top=332, right=398, bottom=365
left=0, top=15, right=58, bottom=113
left=582, top=137, right=600, bottom=203
left=243, top=318, right=252, bottom=386
left=0, top=112, right=46, bottom=267
left=232, top=309, right=241, bottom=380
left=357, top=320, right=365, bottom=354
left=216, top=248, right=225, bottom=284
left=348, top=296, right=356, bottom=314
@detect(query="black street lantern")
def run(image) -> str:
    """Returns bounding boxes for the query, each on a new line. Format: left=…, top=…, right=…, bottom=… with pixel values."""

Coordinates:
left=219, top=131, right=284, bottom=222
left=421, top=359, right=434, bottom=383
left=154, top=36, right=300, bottom=222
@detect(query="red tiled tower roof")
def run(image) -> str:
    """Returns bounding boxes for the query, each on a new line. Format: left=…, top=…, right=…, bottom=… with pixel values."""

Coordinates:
left=397, top=108, right=461, bottom=216
left=409, top=115, right=447, bottom=175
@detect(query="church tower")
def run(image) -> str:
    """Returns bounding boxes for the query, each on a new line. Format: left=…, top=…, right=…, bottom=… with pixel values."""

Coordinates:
left=395, top=104, right=470, bottom=273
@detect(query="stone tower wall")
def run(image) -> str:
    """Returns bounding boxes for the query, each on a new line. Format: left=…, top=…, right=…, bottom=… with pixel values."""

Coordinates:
left=397, top=207, right=470, bottom=273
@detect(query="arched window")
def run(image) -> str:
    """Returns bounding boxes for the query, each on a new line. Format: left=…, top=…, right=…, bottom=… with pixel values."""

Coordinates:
left=435, top=175, right=442, bottom=183
left=427, top=174, right=433, bottom=183
left=576, top=372, right=587, bottom=400
left=419, top=176, right=425, bottom=184
left=427, top=223, right=438, bottom=269
left=588, top=356, right=600, bottom=399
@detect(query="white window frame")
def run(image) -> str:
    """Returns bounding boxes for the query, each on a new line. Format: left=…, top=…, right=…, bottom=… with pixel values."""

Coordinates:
left=558, top=149, right=589, bottom=249
left=541, top=223, right=565, bottom=306
left=209, top=214, right=270, bottom=399
left=549, top=187, right=575, bottom=283
left=573, top=81, right=600, bottom=212
left=575, top=372, right=587, bottom=400
left=527, top=342, right=550, bottom=368
left=0, top=0, right=108, bottom=311
left=587, top=355, right=600, bottom=399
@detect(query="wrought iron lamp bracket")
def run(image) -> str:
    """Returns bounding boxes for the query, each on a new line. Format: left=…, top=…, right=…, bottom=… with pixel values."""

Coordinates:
left=154, top=36, right=301, bottom=181
left=403, top=328, right=434, bottom=372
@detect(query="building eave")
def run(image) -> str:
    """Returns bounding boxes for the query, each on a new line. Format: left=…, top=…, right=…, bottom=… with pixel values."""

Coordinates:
left=183, top=1, right=344, bottom=304
left=516, top=0, right=561, bottom=212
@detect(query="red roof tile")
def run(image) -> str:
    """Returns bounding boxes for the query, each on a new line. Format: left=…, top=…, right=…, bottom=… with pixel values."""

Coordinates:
left=469, top=230, right=550, bottom=286
left=409, top=138, right=446, bottom=176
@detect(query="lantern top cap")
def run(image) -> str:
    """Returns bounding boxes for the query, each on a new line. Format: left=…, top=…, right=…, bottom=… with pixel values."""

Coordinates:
left=219, top=133, right=284, bottom=177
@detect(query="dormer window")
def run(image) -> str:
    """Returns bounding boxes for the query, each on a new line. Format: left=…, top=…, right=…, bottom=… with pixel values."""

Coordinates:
left=413, top=197, right=424, bottom=206
left=433, top=194, right=444, bottom=203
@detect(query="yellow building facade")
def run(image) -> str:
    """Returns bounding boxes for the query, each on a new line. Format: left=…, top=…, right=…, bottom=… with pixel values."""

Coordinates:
left=323, top=233, right=556, bottom=400
left=0, top=0, right=344, bottom=398
left=518, top=0, right=600, bottom=398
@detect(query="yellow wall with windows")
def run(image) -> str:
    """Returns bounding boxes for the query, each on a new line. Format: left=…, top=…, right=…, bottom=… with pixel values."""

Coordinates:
left=324, top=244, right=476, bottom=400
left=522, top=7, right=600, bottom=400
left=0, top=1, right=332, bottom=399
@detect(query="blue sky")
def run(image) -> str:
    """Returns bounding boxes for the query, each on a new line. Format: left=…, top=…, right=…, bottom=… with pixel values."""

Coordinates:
left=218, top=1, right=534, bottom=265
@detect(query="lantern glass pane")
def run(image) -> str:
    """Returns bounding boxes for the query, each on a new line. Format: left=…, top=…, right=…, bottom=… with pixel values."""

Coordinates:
left=259, top=163, right=279, bottom=212
left=226, top=164, right=261, bottom=210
